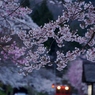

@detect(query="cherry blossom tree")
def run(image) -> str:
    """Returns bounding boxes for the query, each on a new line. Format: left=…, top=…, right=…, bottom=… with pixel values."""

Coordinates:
left=0, top=64, right=57, bottom=92
left=67, top=59, right=87, bottom=95
left=0, top=0, right=95, bottom=75
left=0, top=62, right=62, bottom=95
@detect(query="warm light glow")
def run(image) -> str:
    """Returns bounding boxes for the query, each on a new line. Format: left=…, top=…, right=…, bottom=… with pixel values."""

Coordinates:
left=65, top=86, right=69, bottom=90
left=88, top=85, right=92, bottom=95
left=57, top=86, right=61, bottom=90
left=52, top=84, right=55, bottom=88
left=61, top=86, right=65, bottom=89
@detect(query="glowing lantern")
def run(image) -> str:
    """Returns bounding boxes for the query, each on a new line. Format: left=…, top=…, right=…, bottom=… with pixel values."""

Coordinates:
left=52, top=84, right=55, bottom=88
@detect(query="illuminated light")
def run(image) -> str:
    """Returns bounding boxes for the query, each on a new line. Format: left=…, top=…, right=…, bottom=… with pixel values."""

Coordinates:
left=65, top=86, right=69, bottom=90
left=52, top=84, right=55, bottom=88
left=88, top=85, right=92, bottom=95
left=57, top=86, right=61, bottom=90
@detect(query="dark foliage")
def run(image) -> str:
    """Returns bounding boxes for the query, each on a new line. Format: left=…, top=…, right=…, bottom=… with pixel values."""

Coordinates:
left=31, top=0, right=54, bottom=26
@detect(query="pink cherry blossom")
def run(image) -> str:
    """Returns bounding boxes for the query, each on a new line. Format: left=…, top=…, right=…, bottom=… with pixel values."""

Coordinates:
left=0, top=0, right=95, bottom=74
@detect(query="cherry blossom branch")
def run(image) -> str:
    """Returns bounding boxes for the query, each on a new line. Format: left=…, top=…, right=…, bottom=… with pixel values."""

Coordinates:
left=84, top=31, right=95, bottom=48
left=7, top=0, right=25, bottom=16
